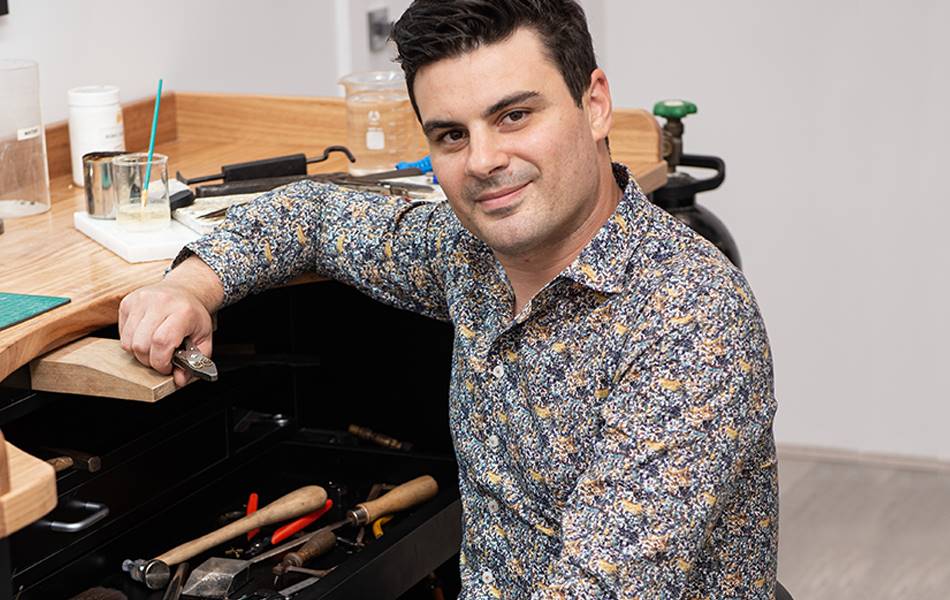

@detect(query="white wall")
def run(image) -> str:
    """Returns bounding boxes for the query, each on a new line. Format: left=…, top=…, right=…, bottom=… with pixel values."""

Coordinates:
left=4, top=1, right=948, bottom=461
left=599, top=0, right=950, bottom=460
left=334, top=0, right=411, bottom=77
left=0, top=0, right=341, bottom=124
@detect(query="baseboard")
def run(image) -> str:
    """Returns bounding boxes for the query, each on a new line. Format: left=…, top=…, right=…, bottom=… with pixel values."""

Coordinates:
left=777, top=443, right=950, bottom=474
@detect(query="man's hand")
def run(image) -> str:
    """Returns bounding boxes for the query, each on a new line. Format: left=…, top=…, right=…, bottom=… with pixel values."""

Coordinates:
left=118, top=256, right=224, bottom=387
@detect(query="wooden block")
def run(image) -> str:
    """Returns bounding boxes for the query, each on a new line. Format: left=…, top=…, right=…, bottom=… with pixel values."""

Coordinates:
left=0, top=431, right=57, bottom=539
left=609, top=108, right=667, bottom=194
left=30, top=337, right=179, bottom=402
left=610, top=107, right=664, bottom=164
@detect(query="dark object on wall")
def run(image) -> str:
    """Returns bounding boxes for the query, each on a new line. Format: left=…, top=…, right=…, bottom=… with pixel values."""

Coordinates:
left=651, top=99, right=742, bottom=270
left=0, top=1, right=8, bottom=16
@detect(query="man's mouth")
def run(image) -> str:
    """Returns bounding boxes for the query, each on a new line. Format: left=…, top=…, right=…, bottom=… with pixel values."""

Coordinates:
left=474, top=181, right=530, bottom=211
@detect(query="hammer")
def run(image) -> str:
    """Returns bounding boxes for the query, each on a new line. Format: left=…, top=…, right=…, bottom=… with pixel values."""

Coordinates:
left=122, top=485, right=327, bottom=589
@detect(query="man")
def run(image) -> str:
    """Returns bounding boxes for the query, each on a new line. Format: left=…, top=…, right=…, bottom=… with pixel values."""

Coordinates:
left=120, top=1, right=778, bottom=597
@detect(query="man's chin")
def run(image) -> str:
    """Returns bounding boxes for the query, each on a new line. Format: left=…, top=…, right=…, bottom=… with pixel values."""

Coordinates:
left=473, top=225, right=538, bottom=258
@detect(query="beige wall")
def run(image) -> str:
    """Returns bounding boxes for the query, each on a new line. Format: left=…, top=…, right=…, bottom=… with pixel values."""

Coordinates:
left=0, top=0, right=341, bottom=123
left=598, top=0, right=950, bottom=460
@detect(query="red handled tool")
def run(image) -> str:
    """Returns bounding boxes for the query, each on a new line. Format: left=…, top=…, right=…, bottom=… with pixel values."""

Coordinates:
left=245, top=499, right=333, bottom=557
left=271, top=499, right=333, bottom=545
left=246, top=492, right=260, bottom=541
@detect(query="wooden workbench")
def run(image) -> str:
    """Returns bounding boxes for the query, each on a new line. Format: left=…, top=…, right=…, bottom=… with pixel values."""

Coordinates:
left=0, top=92, right=666, bottom=538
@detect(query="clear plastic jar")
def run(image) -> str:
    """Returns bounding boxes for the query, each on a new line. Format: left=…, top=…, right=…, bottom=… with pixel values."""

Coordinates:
left=0, top=59, right=51, bottom=218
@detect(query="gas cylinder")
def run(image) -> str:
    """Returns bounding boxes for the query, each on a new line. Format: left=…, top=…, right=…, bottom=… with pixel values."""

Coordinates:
left=651, top=99, right=742, bottom=269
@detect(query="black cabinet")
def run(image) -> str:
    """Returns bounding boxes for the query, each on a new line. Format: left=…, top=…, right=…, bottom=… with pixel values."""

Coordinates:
left=0, top=282, right=460, bottom=600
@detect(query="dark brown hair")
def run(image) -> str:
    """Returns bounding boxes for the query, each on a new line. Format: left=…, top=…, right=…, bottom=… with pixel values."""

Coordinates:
left=391, top=0, right=598, bottom=118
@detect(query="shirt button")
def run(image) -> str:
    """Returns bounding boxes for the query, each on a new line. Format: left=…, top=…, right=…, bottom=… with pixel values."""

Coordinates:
left=487, top=434, right=500, bottom=449
left=482, top=570, right=495, bottom=584
left=487, top=499, right=500, bottom=513
left=492, top=364, right=505, bottom=378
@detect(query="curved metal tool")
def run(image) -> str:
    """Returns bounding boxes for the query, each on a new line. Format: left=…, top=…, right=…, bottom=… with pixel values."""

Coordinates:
left=172, top=338, right=218, bottom=382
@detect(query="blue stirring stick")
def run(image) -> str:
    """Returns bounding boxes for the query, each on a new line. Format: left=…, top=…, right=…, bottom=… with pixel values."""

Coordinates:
left=141, top=79, right=163, bottom=206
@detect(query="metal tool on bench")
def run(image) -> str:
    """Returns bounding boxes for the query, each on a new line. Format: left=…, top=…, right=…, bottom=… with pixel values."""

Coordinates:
left=176, top=145, right=356, bottom=186
left=172, top=338, right=218, bottom=382
left=184, top=475, right=439, bottom=598
left=192, top=167, right=429, bottom=201
left=122, top=485, right=327, bottom=590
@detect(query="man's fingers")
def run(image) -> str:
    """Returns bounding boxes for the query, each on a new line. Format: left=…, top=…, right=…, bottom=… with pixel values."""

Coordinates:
left=129, top=313, right=167, bottom=368
left=118, top=283, right=214, bottom=379
left=172, top=366, right=193, bottom=389
left=119, top=304, right=144, bottom=353
left=149, top=316, right=189, bottom=374
left=194, top=334, right=213, bottom=360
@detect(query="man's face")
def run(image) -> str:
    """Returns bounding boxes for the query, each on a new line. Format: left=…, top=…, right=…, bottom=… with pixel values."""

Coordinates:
left=413, top=28, right=609, bottom=261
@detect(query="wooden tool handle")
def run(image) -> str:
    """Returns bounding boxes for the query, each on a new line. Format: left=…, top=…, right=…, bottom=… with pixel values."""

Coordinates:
left=46, top=456, right=74, bottom=473
left=155, top=485, right=327, bottom=565
left=277, top=528, right=336, bottom=572
left=350, top=476, right=438, bottom=525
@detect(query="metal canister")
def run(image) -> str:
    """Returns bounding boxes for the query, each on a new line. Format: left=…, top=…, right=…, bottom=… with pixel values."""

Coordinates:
left=651, top=100, right=742, bottom=269
left=82, top=150, right=125, bottom=218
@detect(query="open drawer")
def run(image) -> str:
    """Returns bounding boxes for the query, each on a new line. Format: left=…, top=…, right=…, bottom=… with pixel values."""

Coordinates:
left=14, top=431, right=461, bottom=599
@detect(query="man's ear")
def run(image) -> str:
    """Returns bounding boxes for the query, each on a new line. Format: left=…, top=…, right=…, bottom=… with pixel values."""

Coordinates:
left=585, top=68, right=613, bottom=142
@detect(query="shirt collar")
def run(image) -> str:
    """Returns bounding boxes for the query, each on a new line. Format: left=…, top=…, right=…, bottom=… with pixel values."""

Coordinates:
left=560, top=162, right=650, bottom=294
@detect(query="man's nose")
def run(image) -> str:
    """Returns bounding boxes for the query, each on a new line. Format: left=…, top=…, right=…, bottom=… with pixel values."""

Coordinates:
left=465, top=129, right=509, bottom=179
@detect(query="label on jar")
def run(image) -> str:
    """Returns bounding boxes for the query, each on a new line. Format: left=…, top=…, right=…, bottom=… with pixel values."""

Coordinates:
left=366, top=127, right=385, bottom=150
left=17, top=125, right=41, bottom=141
left=101, top=125, right=126, bottom=147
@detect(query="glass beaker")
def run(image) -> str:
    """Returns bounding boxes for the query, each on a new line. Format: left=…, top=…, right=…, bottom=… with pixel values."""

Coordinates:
left=339, top=70, right=416, bottom=175
left=113, top=153, right=170, bottom=232
left=0, top=59, right=51, bottom=218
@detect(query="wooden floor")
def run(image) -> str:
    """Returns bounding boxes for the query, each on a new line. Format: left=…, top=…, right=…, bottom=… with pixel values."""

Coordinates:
left=777, top=447, right=950, bottom=600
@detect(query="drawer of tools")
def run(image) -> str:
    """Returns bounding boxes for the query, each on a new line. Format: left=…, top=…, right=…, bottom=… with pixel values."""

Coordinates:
left=14, top=430, right=461, bottom=600
left=4, top=389, right=236, bottom=588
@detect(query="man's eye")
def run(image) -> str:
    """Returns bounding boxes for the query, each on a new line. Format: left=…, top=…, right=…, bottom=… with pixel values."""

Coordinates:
left=503, top=110, right=528, bottom=124
left=439, top=130, right=466, bottom=144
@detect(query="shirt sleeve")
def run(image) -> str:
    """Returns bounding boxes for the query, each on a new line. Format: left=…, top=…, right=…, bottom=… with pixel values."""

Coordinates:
left=173, top=180, right=454, bottom=321
left=531, top=269, right=777, bottom=599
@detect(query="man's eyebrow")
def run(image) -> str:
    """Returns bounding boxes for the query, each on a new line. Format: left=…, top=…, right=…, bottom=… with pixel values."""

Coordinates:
left=422, top=119, right=461, bottom=137
left=482, top=90, right=541, bottom=119
left=421, top=91, right=542, bottom=137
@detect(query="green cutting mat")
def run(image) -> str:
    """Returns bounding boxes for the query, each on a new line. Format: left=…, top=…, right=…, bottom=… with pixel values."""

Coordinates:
left=0, top=292, right=71, bottom=331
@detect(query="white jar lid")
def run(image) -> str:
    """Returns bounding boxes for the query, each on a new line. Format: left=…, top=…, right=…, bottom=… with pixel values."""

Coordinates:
left=68, top=85, right=120, bottom=106
left=0, top=58, right=38, bottom=71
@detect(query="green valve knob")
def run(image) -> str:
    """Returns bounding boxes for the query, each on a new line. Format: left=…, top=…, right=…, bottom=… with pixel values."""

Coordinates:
left=653, top=99, right=697, bottom=120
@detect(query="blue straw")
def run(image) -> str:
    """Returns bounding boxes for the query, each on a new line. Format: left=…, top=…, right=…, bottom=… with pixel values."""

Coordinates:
left=142, top=79, right=163, bottom=203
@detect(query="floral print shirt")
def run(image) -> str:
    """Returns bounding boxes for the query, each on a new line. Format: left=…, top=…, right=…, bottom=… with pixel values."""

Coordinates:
left=177, top=163, right=778, bottom=599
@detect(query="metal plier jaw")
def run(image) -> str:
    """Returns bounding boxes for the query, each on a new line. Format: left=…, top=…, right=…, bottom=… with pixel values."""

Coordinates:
left=172, top=340, right=219, bottom=382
